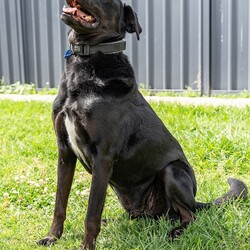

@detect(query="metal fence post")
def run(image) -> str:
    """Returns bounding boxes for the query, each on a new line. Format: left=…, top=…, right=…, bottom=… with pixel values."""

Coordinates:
left=201, top=0, right=211, bottom=96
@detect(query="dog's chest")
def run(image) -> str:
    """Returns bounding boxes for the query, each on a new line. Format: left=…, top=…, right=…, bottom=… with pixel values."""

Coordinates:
left=64, top=114, right=89, bottom=167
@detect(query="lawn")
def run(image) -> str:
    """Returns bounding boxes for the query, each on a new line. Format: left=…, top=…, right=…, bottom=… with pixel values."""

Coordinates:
left=0, top=99, right=249, bottom=250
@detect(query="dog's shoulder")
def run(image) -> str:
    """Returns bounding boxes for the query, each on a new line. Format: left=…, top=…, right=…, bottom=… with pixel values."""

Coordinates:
left=52, top=72, right=68, bottom=115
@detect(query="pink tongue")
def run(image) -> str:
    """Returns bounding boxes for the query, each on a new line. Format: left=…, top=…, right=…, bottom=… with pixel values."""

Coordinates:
left=63, top=5, right=77, bottom=14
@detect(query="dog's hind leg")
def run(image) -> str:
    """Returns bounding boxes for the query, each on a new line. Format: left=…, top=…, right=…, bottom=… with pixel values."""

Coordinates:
left=38, top=117, right=77, bottom=246
left=162, top=160, right=197, bottom=240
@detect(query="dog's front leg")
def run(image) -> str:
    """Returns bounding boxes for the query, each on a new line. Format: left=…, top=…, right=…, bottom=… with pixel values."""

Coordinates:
left=81, top=156, right=113, bottom=250
left=38, top=148, right=77, bottom=246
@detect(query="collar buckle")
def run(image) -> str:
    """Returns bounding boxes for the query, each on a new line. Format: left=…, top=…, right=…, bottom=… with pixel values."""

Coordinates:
left=73, top=44, right=91, bottom=56
left=82, top=44, right=90, bottom=55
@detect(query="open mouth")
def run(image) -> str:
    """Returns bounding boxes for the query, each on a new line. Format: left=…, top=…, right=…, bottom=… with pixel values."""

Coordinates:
left=63, top=0, right=98, bottom=27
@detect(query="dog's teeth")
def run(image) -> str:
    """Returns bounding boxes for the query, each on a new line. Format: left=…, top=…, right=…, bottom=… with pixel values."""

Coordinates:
left=85, top=16, right=94, bottom=22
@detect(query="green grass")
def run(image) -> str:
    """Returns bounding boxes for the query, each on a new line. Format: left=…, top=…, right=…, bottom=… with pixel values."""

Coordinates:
left=0, top=100, right=249, bottom=250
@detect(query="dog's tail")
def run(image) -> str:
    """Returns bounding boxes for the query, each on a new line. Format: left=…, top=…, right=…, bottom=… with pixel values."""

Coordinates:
left=195, top=178, right=248, bottom=210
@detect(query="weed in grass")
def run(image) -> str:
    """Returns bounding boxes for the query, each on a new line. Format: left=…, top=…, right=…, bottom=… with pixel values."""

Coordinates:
left=0, top=80, right=59, bottom=95
left=0, top=100, right=249, bottom=250
left=0, top=81, right=37, bottom=95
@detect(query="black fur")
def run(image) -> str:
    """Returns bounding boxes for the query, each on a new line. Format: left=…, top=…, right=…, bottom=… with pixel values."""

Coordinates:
left=38, top=1, right=248, bottom=249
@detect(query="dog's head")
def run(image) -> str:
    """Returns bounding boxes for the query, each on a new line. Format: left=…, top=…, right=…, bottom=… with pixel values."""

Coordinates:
left=62, top=0, right=142, bottom=45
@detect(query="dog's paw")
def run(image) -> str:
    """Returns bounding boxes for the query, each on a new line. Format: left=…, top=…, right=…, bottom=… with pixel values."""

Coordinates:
left=79, top=243, right=96, bottom=250
left=168, top=227, right=184, bottom=241
left=37, top=236, right=57, bottom=246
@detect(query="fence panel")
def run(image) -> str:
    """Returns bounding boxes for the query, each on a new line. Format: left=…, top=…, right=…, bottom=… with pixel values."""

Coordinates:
left=211, top=0, right=250, bottom=92
left=0, top=0, right=250, bottom=93
left=0, top=0, right=68, bottom=88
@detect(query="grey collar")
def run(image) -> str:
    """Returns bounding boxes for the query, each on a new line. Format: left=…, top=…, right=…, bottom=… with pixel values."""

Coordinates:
left=70, top=40, right=126, bottom=56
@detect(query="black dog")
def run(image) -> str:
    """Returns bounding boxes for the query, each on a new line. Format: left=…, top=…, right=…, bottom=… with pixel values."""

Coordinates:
left=38, top=0, right=248, bottom=249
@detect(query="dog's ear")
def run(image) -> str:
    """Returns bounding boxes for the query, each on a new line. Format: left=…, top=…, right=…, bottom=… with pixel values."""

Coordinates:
left=123, top=4, right=142, bottom=40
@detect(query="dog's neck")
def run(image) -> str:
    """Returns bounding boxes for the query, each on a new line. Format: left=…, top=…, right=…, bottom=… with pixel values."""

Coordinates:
left=66, top=29, right=126, bottom=57
left=69, top=40, right=126, bottom=56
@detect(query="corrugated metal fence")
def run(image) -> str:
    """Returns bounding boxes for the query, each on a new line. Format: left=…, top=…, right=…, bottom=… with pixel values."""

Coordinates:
left=1, top=0, right=250, bottom=94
